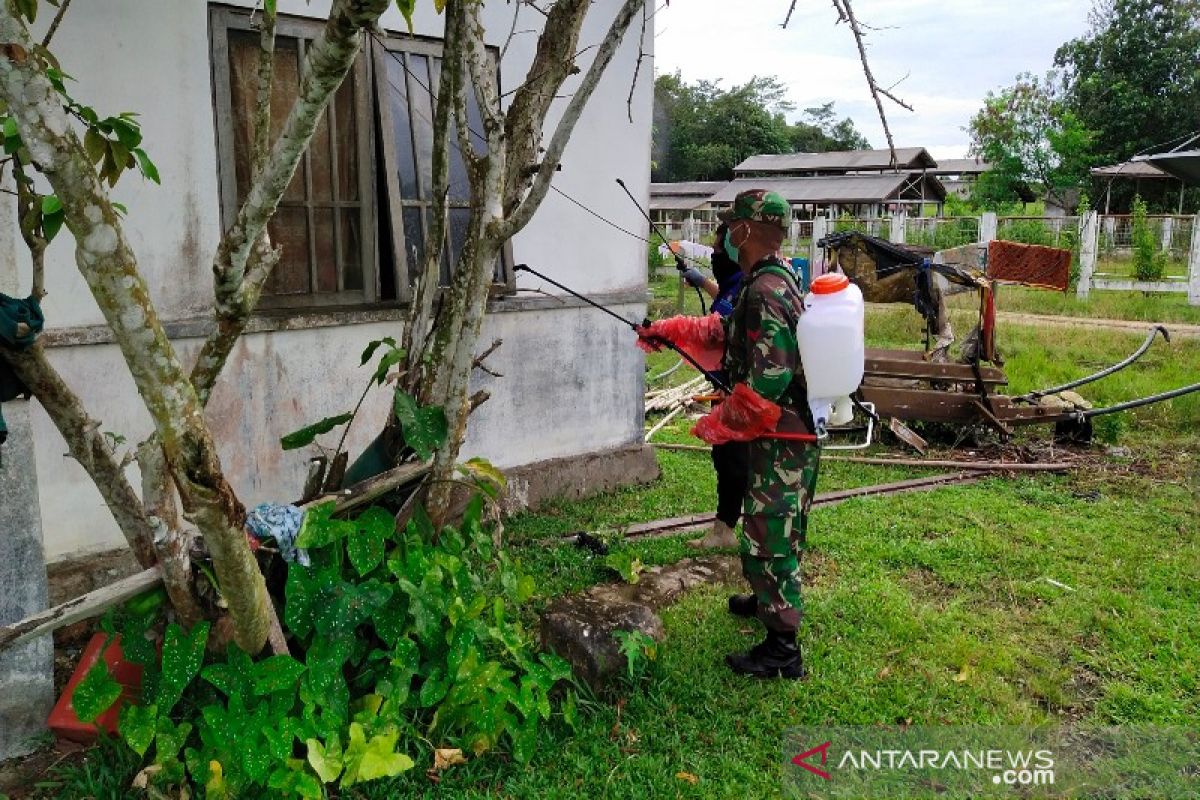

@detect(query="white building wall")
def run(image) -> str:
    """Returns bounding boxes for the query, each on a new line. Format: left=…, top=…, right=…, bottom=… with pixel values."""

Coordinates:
left=15, top=0, right=653, bottom=561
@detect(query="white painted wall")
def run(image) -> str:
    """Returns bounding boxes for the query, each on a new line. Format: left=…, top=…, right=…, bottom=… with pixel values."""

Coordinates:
left=15, top=0, right=654, bottom=561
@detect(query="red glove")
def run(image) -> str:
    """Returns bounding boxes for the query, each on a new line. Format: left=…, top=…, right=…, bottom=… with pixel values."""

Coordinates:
left=634, top=313, right=725, bottom=372
left=691, top=383, right=782, bottom=444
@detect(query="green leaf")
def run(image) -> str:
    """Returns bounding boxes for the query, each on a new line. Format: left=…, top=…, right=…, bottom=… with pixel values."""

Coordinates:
left=117, top=702, right=157, bottom=756
left=359, top=336, right=395, bottom=366
left=340, top=723, right=414, bottom=786
left=280, top=412, right=354, bottom=450
left=418, top=669, right=448, bottom=708
left=111, top=201, right=128, bottom=216
left=392, top=392, right=447, bottom=461
left=263, top=0, right=278, bottom=15
left=133, top=148, right=160, bottom=184
left=269, top=761, right=321, bottom=798
left=372, top=346, right=406, bottom=385
left=295, top=502, right=356, bottom=549
left=306, top=737, right=343, bottom=783
left=262, top=717, right=301, bottom=761
left=154, top=717, right=192, bottom=763
left=84, top=130, right=107, bottom=165
left=157, top=622, right=210, bottom=715
left=73, top=660, right=122, bottom=723
left=40, top=195, right=61, bottom=215
left=347, top=507, right=392, bottom=576
left=40, top=209, right=64, bottom=242
left=395, top=0, right=416, bottom=32
left=457, top=457, right=507, bottom=499
left=252, top=654, right=306, bottom=696
left=604, top=550, right=644, bottom=584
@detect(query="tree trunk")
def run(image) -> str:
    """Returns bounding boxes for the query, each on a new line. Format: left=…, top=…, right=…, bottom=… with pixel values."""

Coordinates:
left=0, top=10, right=271, bottom=652
left=0, top=344, right=158, bottom=568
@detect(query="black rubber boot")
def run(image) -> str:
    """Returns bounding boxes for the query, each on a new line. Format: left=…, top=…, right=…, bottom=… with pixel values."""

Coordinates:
left=725, top=630, right=805, bottom=679
left=727, top=594, right=758, bottom=618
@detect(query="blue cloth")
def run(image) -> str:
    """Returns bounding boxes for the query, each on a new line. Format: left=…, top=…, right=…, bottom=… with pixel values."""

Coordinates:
left=245, top=502, right=310, bottom=566
left=711, top=272, right=743, bottom=319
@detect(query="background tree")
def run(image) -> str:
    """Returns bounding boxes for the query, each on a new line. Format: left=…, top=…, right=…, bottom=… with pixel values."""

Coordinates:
left=1054, top=0, right=1200, bottom=168
left=967, top=72, right=1094, bottom=211
left=651, top=72, right=869, bottom=182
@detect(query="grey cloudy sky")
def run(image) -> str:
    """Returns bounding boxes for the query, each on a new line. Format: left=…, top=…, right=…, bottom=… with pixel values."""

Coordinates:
left=652, top=0, right=1094, bottom=159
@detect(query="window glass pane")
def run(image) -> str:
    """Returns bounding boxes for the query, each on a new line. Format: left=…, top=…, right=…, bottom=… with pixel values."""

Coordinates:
left=340, top=210, right=363, bottom=291
left=229, top=32, right=307, bottom=204
left=314, top=209, right=337, bottom=292
left=267, top=206, right=311, bottom=295
left=407, top=54, right=435, bottom=200
left=335, top=71, right=359, bottom=201
left=311, top=105, right=334, bottom=202
left=402, top=206, right=425, bottom=281
left=384, top=53, right=419, bottom=200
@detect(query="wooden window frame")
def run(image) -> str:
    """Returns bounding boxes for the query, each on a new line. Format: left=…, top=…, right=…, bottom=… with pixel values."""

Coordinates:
left=210, top=6, right=378, bottom=310
left=370, top=33, right=515, bottom=302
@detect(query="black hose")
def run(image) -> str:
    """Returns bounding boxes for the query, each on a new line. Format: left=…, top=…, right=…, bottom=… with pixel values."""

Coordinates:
left=616, top=178, right=708, bottom=314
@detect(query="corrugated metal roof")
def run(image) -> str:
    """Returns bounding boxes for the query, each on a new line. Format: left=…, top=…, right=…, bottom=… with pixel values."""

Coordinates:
left=1144, top=150, right=1200, bottom=185
left=649, top=181, right=729, bottom=196
left=710, top=174, right=945, bottom=204
left=930, top=158, right=989, bottom=174
left=1090, top=160, right=1172, bottom=178
left=734, top=147, right=937, bottom=174
left=648, top=195, right=710, bottom=211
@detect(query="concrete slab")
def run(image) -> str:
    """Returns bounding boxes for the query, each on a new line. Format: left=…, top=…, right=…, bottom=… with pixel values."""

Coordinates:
left=0, top=402, right=54, bottom=761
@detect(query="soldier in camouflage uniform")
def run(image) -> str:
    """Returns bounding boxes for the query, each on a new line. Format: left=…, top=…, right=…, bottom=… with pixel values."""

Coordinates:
left=693, top=189, right=819, bottom=679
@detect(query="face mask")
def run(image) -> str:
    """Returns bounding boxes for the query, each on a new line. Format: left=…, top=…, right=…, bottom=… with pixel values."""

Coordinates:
left=724, top=228, right=741, bottom=264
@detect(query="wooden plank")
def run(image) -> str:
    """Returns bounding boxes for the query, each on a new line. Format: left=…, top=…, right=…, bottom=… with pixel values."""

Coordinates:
left=0, top=568, right=162, bottom=651
left=865, top=354, right=1007, bottom=385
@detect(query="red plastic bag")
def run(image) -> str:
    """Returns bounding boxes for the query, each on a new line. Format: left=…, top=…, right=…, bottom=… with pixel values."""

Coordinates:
left=635, top=313, right=725, bottom=372
left=691, top=383, right=782, bottom=444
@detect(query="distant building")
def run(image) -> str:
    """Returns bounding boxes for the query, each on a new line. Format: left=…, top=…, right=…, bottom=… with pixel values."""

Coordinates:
left=648, top=181, right=729, bottom=225
left=928, top=157, right=990, bottom=200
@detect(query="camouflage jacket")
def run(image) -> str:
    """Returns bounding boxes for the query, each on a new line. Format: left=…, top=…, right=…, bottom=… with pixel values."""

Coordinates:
left=722, top=257, right=810, bottom=434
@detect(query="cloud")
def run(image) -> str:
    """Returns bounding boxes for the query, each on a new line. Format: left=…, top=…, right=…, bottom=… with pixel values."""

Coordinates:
left=653, top=0, right=1091, bottom=155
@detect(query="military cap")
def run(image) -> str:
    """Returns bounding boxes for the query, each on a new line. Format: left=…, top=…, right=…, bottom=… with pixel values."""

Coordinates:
left=718, top=189, right=791, bottom=229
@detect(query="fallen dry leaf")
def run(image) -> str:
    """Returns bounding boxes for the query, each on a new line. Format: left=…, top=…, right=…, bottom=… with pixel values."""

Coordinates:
left=131, top=764, right=162, bottom=790
left=877, top=665, right=891, bottom=679
left=953, top=665, right=972, bottom=683
left=433, top=748, right=467, bottom=772
left=676, top=771, right=699, bottom=785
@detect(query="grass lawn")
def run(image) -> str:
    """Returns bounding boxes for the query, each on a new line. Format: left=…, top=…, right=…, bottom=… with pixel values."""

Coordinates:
left=344, top=311, right=1198, bottom=798
left=28, top=294, right=1200, bottom=799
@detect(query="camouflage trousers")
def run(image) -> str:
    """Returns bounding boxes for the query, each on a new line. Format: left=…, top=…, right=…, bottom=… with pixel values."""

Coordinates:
left=739, top=438, right=821, bottom=633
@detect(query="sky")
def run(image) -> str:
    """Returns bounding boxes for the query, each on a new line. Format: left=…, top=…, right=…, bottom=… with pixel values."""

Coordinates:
left=652, top=0, right=1095, bottom=159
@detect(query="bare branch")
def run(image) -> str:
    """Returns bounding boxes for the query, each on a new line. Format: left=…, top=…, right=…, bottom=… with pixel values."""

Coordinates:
left=500, top=0, right=647, bottom=240
left=830, top=0, right=911, bottom=167
left=781, top=0, right=798, bottom=28
left=626, top=2, right=649, bottom=124
left=501, top=0, right=523, bottom=60
left=40, top=0, right=72, bottom=47
left=252, top=2, right=277, bottom=179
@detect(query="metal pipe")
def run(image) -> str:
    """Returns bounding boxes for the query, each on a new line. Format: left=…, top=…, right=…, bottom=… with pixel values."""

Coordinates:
left=1019, top=325, right=1169, bottom=401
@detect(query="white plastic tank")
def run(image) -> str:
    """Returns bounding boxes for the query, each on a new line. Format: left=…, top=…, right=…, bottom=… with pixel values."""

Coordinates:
left=796, top=272, right=865, bottom=433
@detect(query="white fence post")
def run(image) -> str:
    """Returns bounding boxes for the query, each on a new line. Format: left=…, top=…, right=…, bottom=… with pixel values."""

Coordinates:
left=789, top=218, right=801, bottom=257
left=681, top=216, right=695, bottom=244
left=1161, top=217, right=1174, bottom=254
left=979, top=211, right=998, bottom=244
left=810, top=215, right=829, bottom=276
left=1077, top=210, right=1099, bottom=300
left=1188, top=214, right=1200, bottom=307
left=890, top=210, right=907, bottom=245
